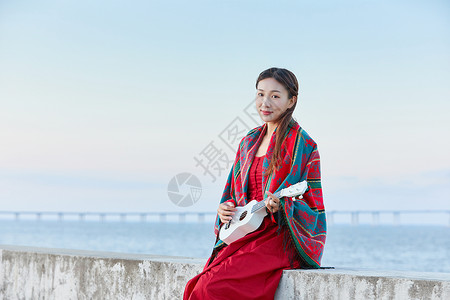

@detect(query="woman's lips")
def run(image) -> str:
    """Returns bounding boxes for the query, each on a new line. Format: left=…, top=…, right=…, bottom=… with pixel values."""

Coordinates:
left=262, top=110, right=273, bottom=115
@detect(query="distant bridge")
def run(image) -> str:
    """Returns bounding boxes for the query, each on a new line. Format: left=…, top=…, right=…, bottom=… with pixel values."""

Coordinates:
left=0, top=211, right=216, bottom=223
left=326, top=210, right=450, bottom=226
left=0, top=210, right=449, bottom=226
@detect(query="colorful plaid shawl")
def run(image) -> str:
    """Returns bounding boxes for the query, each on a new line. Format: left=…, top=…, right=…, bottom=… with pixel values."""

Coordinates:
left=213, top=118, right=326, bottom=268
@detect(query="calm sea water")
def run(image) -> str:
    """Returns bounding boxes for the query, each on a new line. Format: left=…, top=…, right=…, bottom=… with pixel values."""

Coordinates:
left=0, top=220, right=449, bottom=273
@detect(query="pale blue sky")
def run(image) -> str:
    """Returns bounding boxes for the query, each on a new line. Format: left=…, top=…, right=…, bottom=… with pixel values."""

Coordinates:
left=0, top=0, right=449, bottom=214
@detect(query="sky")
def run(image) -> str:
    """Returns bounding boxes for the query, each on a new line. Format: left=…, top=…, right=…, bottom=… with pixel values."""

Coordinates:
left=0, top=0, right=449, bottom=217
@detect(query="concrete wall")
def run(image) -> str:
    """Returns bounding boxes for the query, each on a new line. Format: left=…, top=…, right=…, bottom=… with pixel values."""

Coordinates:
left=1, top=245, right=449, bottom=299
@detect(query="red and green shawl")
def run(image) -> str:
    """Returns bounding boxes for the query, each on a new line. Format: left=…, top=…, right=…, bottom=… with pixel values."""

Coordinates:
left=213, top=118, right=326, bottom=268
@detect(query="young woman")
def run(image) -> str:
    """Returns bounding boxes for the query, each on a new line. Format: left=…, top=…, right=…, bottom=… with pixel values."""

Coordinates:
left=184, top=67, right=327, bottom=300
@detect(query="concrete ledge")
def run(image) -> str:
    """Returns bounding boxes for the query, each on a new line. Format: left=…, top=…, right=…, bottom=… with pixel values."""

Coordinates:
left=1, top=245, right=449, bottom=299
left=0, top=245, right=204, bottom=299
left=275, top=269, right=450, bottom=300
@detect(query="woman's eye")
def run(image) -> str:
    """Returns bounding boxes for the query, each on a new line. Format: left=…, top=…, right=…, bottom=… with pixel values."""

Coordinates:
left=257, top=93, right=264, bottom=97
left=272, top=95, right=279, bottom=99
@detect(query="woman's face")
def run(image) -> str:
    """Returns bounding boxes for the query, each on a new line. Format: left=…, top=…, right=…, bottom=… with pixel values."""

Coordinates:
left=255, top=77, right=296, bottom=126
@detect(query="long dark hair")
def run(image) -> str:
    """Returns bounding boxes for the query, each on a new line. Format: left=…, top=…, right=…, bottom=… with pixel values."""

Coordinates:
left=256, top=67, right=299, bottom=177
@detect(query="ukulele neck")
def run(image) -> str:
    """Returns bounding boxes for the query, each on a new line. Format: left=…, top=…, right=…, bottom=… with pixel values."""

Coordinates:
left=251, top=190, right=283, bottom=213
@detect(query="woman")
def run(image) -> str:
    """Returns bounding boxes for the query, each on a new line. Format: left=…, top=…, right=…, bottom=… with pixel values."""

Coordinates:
left=184, top=67, right=326, bottom=300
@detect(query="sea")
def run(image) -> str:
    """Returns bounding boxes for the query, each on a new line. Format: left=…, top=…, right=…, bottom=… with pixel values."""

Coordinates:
left=1, top=220, right=449, bottom=274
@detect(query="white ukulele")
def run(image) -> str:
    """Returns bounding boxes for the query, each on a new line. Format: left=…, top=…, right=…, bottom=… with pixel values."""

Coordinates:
left=219, top=180, right=308, bottom=245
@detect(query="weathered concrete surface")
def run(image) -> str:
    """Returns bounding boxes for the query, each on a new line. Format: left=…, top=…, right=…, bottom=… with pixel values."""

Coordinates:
left=1, top=244, right=449, bottom=299
left=0, top=245, right=204, bottom=299
left=275, top=268, right=450, bottom=300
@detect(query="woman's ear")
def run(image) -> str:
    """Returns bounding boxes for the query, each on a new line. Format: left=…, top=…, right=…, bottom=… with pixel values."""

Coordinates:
left=289, top=96, right=297, bottom=108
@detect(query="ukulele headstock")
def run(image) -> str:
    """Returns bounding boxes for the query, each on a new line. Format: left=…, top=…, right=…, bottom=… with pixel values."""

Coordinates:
left=279, top=180, right=308, bottom=198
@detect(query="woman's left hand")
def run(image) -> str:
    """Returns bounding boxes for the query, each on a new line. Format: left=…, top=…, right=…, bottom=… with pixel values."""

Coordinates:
left=265, top=191, right=281, bottom=214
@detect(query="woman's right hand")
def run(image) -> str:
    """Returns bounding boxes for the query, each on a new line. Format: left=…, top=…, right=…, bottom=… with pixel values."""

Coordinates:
left=217, top=201, right=237, bottom=224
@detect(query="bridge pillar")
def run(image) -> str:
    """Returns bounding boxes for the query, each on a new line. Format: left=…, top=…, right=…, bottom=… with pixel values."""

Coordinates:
left=372, top=212, right=380, bottom=226
left=120, top=214, right=126, bottom=222
left=160, top=213, right=166, bottom=222
left=198, top=213, right=205, bottom=223
left=327, top=212, right=334, bottom=226
left=393, top=211, right=400, bottom=225
left=79, top=213, right=85, bottom=221
left=58, top=213, right=64, bottom=222
left=351, top=212, right=359, bottom=225
left=179, top=213, right=186, bottom=223
left=140, top=213, right=147, bottom=222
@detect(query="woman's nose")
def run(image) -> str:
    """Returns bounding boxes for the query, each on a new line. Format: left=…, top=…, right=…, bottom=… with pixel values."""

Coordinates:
left=261, top=97, right=271, bottom=106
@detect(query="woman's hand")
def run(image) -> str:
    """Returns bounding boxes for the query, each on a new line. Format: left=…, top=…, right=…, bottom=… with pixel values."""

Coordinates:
left=218, top=201, right=237, bottom=224
left=265, top=191, right=281, bottom=214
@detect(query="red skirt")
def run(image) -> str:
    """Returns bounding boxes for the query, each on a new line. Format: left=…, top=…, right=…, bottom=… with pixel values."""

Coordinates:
left=183, top=216, right=302, bottom=300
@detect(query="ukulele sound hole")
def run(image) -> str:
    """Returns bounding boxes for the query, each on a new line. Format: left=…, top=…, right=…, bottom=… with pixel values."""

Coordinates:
left=239, top=211, right=247, bottom=221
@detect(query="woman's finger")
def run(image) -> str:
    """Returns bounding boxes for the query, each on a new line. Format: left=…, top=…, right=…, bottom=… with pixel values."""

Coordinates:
left=267, top=192, right=279, bottom=202
left=271, top=200, right=277, bottom=212
left=266, top=198, right=280, bottom=213
left=221, top=203, right=236, bottom=211
left=265, top=198, right=274, bottom=214
left=223, top=204, right=236, bottom=213
left=218, top=203, right=236, bottom=223
left=222, top=211, right=234, bottom=217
